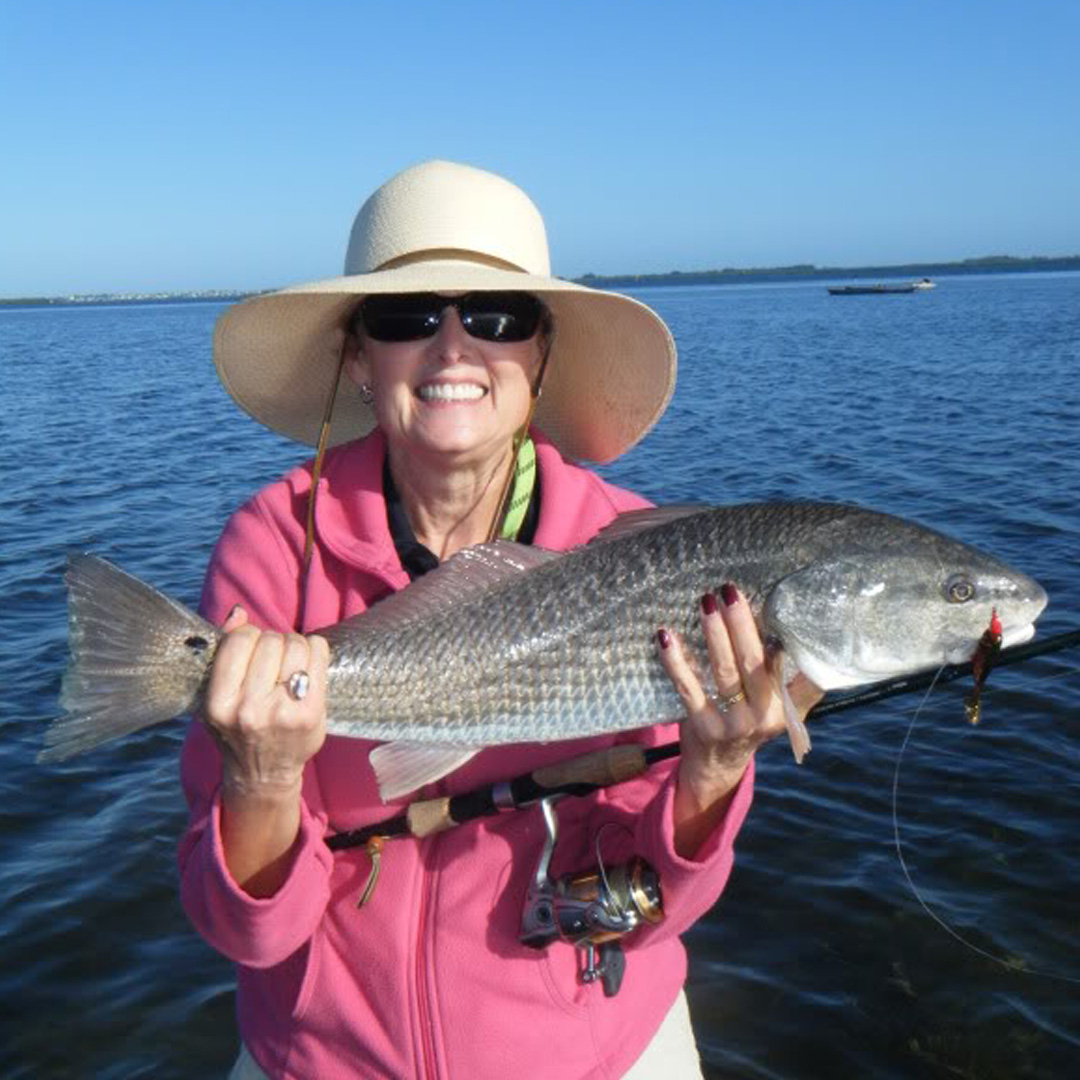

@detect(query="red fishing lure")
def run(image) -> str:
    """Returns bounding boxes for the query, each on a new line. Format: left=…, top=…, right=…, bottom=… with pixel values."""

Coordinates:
left=965, top=608, right=1003, bottom=724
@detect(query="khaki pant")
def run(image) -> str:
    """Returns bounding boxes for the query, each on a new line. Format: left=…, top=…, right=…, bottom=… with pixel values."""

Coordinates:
left=228, top=989, right=703, bottom=1079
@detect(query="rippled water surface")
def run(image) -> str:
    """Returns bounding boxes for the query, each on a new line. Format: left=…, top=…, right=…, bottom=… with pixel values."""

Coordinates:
left=2, top=275, right=1078, bottom=1078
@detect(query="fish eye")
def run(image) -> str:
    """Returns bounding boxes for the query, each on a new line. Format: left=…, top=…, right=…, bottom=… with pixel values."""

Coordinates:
left=945, top=575, right=976, bottom=604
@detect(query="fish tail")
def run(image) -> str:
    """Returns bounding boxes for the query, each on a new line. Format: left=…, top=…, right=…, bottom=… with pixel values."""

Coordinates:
left=38, top=555, right=217, bottom=763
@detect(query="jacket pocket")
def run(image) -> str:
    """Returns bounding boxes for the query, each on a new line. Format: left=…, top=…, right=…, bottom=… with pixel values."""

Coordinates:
left=538, top=938, right=592, bottom=1017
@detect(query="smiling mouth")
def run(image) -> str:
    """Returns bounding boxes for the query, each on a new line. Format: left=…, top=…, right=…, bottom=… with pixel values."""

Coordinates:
left=416, top=383, right=487, bottom=402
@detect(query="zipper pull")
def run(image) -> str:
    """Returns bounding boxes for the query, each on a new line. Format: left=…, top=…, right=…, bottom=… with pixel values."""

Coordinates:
left=357, top=836, right=385, bottom=907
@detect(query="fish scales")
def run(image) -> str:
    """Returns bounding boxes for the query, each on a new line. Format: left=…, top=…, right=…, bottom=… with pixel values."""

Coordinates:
left=40, top=500, right=1048, bottom=800
left=321, top=503, right=909, bottom=743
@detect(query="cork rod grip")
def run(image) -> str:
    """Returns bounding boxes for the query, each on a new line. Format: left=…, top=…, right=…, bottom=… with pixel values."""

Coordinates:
left=407, top=797, right=456, bottom=838
left=531, top=745, right=648, bottom=790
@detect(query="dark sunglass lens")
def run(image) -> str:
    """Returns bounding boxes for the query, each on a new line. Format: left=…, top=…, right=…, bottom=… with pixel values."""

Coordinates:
left=361, top=294, right=443, bottom=341
left=360, top=292, right=544, bottom=343
left=459, top=293, right=543, bottom=342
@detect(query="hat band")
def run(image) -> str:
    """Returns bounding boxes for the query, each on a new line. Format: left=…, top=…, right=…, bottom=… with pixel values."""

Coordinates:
left=373, top=247, right=532, bottom=274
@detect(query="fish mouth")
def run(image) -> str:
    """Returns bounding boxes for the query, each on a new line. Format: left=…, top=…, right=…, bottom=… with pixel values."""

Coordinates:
left=798, top=614, right=1043, bottom=688
left=939, top=575, right=1048, bottom=663
left=992, top=577, right=1048, bottom=652
left=943, top=620, right=1037, bottom=664
left=1001, top=621, right=1037, bottom=649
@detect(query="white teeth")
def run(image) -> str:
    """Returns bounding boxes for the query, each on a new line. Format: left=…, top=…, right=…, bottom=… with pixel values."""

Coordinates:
left=417, top=383, right=486, bottom=402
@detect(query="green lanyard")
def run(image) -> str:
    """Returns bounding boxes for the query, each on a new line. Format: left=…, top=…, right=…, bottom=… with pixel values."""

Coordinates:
left=498, top=436, right=536, bottom=541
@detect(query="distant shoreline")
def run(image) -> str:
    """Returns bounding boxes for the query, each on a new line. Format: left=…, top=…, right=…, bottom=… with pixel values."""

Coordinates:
left=0, top=291, right=260, bottom=308
left=3, top=254, right=1078, bottom=306
left=574, top=253, right=1080, bottom=290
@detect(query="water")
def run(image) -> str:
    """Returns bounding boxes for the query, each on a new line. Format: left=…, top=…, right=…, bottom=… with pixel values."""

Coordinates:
left=2, top=275, right=1078, bottom=1078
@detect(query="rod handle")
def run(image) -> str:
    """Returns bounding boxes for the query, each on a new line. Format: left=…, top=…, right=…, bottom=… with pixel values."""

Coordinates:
left=407, top=797, right=456, bottom=838
left=532, top=745, right=648, bottom=790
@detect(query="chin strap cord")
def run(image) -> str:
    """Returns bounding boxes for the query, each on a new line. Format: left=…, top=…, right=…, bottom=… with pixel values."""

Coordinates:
left=299, top=347, right=348, bottom=628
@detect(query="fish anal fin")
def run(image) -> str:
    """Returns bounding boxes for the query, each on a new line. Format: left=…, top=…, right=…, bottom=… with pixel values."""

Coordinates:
left=369, top=742, right=480, bottom=802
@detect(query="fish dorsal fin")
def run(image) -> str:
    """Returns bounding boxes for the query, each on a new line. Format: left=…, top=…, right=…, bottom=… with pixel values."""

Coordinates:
left=588, top=505, right=708, bottom=545
left=369, top=741, right=480, bottom=801
left=326, top=541, right=562, bottom=639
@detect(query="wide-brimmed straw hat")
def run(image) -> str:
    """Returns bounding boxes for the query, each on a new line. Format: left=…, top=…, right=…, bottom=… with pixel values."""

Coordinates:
left=213, top=160, right=677, bottom=463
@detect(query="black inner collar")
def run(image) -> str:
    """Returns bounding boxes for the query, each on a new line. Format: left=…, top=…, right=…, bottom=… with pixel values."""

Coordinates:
left=383, top=457, right=540, bottom=581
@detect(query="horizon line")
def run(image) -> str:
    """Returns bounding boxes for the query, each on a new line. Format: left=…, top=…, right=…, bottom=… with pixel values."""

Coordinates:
left=3, top=252, right=1079, bottom=304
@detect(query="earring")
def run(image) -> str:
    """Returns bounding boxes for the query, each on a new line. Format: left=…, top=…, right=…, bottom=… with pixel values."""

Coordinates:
left=358, top=383, right=375, bottom=405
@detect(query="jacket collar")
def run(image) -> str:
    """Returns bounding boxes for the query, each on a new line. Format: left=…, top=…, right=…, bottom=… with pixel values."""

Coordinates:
left=311, top=426, right=589, bottom=577
left=313, top=428, right=408, bottom=586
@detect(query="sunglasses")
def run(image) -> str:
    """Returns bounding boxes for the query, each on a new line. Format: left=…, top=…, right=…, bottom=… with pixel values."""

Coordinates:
left=357, top=292, right=546, bottom=344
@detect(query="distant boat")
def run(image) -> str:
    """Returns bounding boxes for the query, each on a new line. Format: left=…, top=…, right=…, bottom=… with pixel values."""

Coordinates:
left=828, top=278, right=936, bottom=296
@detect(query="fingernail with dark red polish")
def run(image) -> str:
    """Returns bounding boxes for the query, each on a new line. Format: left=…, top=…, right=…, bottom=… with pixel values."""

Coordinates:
left=657, top=628, right=671, bottom=650
left=701, top=592, right=718, bottom=616
left=720, top=582, right=738, bottom=607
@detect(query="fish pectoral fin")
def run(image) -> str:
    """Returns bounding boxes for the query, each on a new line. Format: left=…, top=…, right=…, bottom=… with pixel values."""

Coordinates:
left=768, top=642, right=813, bottom=765
left=780, top=681, right=812, bottom=764
left=370, top=742, right=480, bottom=802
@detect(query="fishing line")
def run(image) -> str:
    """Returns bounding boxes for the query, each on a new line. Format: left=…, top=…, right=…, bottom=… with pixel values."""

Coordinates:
left=327, top=632, right=1080, bottom=853
left=891, top=666, right=1080, bottom=986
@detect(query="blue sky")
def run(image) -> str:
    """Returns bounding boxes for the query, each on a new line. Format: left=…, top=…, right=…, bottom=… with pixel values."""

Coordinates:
left=2, top=0, right=1077, bottom=297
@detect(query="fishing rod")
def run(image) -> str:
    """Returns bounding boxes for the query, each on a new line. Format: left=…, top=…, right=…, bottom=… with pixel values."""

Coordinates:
left=326, top=626, right=1080, bottom=854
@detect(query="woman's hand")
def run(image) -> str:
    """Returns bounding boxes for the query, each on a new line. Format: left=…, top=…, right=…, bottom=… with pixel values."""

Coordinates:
left=202, top=606, right=329, bottom=895
left=658, top=583, right=823, bottom=858
left=204, top=606, right=329, bottom=795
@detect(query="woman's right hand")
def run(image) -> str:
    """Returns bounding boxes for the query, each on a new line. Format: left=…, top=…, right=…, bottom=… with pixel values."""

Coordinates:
left=202, top=607, right=330, bottom=895
left=203, top=606, right=330, bottom=797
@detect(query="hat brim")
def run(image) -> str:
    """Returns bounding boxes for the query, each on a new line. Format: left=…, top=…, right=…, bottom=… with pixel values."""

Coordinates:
left=213, top=260, right=676, bottom=463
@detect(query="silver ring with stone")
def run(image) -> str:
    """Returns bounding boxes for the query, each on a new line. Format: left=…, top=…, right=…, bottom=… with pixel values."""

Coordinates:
left=284, top=670, right=310, bottom=701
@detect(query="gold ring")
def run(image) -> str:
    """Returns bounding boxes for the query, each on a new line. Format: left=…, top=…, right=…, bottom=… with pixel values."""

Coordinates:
left=714, top=689, right=746, bottom=713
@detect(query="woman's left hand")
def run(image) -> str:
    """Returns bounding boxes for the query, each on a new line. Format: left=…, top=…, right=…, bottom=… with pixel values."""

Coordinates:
left=658, top=582, right=823, bottom=857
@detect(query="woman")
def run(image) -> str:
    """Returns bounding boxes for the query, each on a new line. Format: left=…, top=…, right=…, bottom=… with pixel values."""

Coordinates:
left=180, top=160, right=820, bottom=1079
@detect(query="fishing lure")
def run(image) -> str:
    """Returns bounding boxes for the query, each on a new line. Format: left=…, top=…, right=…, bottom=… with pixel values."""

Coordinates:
left=964, top=608, right=1003, bottom=724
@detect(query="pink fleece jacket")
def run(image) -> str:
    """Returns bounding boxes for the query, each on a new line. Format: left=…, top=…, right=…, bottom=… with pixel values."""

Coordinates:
left=178, top=429, right=754, bottom=1080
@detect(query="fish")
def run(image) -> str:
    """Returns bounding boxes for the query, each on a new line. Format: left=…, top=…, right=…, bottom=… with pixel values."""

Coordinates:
left=40, top=502, right=1048, bottom=800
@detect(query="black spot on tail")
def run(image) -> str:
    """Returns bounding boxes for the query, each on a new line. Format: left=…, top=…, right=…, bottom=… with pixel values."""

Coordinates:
left=185, top=635, right=210, bottom=653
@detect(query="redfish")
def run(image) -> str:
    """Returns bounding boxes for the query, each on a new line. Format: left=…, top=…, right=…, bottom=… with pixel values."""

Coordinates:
left=40, top=503, right=1048, bottom=799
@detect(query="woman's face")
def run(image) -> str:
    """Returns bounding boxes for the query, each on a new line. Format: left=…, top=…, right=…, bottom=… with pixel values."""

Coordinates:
left=346, top=301, right=545, bottom=469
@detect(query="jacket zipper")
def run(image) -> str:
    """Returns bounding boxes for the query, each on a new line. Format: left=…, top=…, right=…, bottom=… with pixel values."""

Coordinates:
left=415, top=835, right=439, bottom=1079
